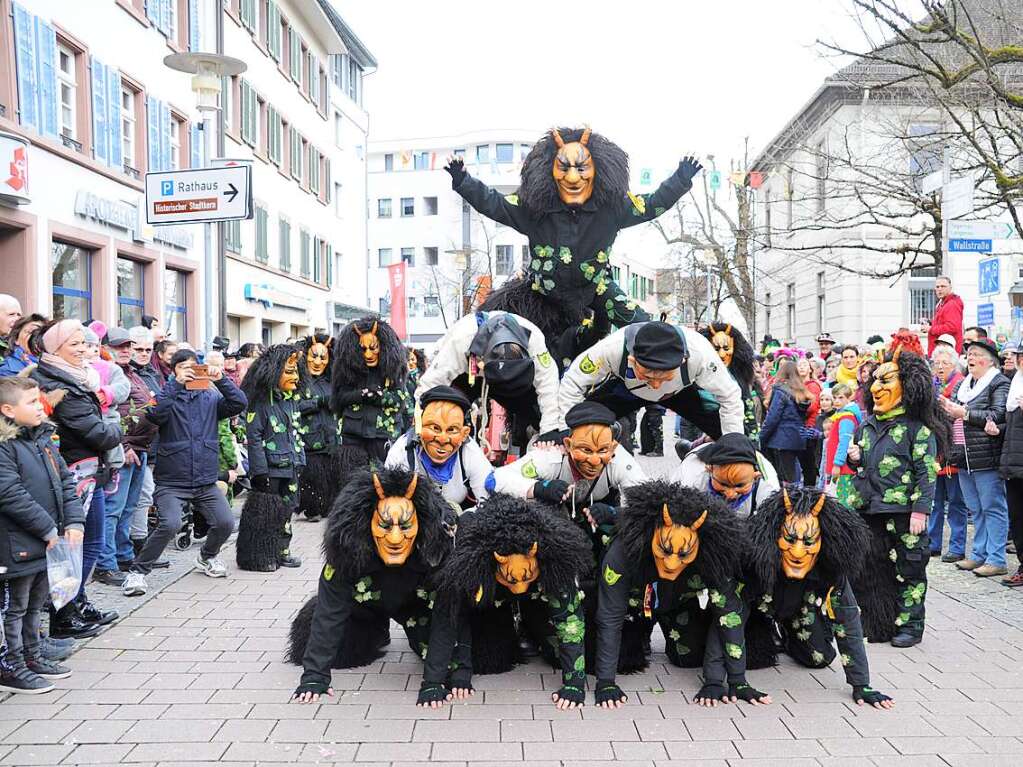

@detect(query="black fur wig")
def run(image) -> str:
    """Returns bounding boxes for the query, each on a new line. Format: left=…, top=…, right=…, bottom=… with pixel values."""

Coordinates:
left=240, top=343, right=299, bottom=404
left=441, top=493, right=594, bottom=606
left=701, top=322, right=755, bottom=392
left=518, top=127, right=629, bottom=214
left=477, top=279, right=586, bottom=349
left=296, top=332, right=333, bottom=386
left=322, top=466, right=451, bottom=580
left=747, top=486, right=868, bottom=597
left=330, top=316, right=406, bottom=394
left=887, top=350, right=950, bottom=457
left=620, top=481, right=743, bottom=585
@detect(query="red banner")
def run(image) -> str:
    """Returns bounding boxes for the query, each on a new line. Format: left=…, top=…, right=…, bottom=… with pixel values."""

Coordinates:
left=387, top=262, right=407, bottom=340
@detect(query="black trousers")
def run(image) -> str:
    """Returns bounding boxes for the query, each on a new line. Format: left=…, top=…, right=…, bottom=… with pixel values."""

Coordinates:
left=1005, top=478, right=1023, bottom=565
left=774, top=449, right=801, bottom=483
left=640, top=406, right=666, bottom=455
left=798, top=440, right=820, bottom=488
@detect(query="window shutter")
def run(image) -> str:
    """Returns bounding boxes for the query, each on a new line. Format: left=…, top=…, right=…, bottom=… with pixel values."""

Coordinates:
left=160, top=0, right=172, bottom=37
left=325, top=244, right=333, bottom=288
left=160, top=100, right=171, bottom=170
left=146, top=95, right=159, bottom=170
left=145, top=0, right=160, bottom=27
left=324, top=158, right=331, bottom=202
left=268, top=2, right=280, bottom=60
left=35, top=17, right=58, bottom=139
left=91, top=58, right=108, bottom=164
left=106, top=67, right=122, bottom=168
left=188, top=0, right=200, bottom=51
left=190, top=123, right=202, bottom=167
left=12, top=4, right=39, bottom=132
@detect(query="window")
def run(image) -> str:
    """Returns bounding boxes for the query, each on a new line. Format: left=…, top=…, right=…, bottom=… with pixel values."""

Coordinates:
left=401, top=197, right=414, bottom=217
left=816, top=272, right=825, bottom=334
left=57, top=44, right=76, bottom=140
left=169, top=116, right=182, bottom=170
left=221, top=76, right=233, bottom=134
left=268, top=107, right=282, bottom=165
left=120, top=86, right=136, bottom=170
left=521, top=245, right=530, bottom=268
left=300, top=230, right=311, bottom=277
left=786, top=283, right=796, bottom=339
left=51, top=241, right=91, bottom=320
left=225, top=219, right=242, bottom=253
left=378, top=248, right=393, bottom=267
left=240, top=81, right=258, bottom=148
left=785, top=167, right=794, bottom=229
left=378, top=198, right=392, bottom=218
left=309, top=146, right=321, bottom=195
left=424, top=295, right=440, bottom=317
left=334, top=182, right=343, bottom=217
left=424, top=247, right=439, bottom=266
left=240, top=0, right=257, bottom=30
left=496, top=245, right=514, bottom=276
left=413, top=151, right=430, bottom=170
left=424, top=196, right=438, bottom=216
left=408, top=297, right=420, bottom=317
left=401, top=247, right=415, bottom=267
left=496, top=143, right=513, bottom=163
left=453, top=148, right=465, bottom=160
left=267, top=0, right=282, bottom=60
left=476, top=144, right=490, bottom=164
left=165, top=269, right=187, bottom=342
left=289, top=29, right=302, bottom=87
left=255, top=205, right=269, bottom=263
left=313, top=237, right=322, bottom=283
left=384, top=153, right=394, bottom=171
left=378, top=297, right=390, bottom=315
left=167, top=0, right=179, bottom=39
left=815, top=141, right=827, bottom=214
left=908, top=122, right=943, bottom=189
left=279, top=217, right=291, bottom=272
left=520, top=144, right=530, bottom=160
left=290, top=130, right=303, bottom=181
left=909, top=265, right=937, bottom=324
left=117, top=257, right=145, bottom=328
left=764, top=191, right=773, bottom=248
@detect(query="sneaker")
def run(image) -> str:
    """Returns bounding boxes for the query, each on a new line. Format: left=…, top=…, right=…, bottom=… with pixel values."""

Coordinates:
left=973, top=564, right=1008, bottom=577
left=941, top=553, right=965, bottom=563
left=150, top=559, right=171, bottom=569
left=93, top=569, right=127, bottom=587
left=122, top=572, right=148, bottom=597
left=956, top=559, right=983, bottom=571
left=27, top=657, right=72, bottom=679
left=40, top=636, right=74, bottom=662
left=194, top=555, right=227, bottom=578
left=277, top=553, right=302, bottom=568
left=0, top=665, right=55, bottom=694
left=76, top=600, right=118, bottom=626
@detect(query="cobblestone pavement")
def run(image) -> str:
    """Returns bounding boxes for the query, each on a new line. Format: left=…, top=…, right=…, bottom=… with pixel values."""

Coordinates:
left=2, top=450, right=1022, bottom=766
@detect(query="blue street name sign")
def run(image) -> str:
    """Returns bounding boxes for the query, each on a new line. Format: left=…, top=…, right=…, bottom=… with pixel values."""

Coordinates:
left=949, top=238, right=993, bottom=252
left=978, top=303, right=995, bottom=326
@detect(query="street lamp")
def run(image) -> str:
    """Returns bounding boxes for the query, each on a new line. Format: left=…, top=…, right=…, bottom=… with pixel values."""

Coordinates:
left=164, top=52, right=247, bottom=348
left=698, top=248, right=716, bottom=322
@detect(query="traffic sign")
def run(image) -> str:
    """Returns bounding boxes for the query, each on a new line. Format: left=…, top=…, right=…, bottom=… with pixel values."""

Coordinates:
left=948, top=220, right=1016, bottom=240
left=942, top=176, right=974, bottom=220
left=978, top=257, right=1000, bottom=296
left=978, top=303, right=995, bottom=326
left=709, top=170, right=721, bottom=190
left=949, top=239, right=993, bottom=253
left=1013, top=306, right=1023, bottom=322
left=145, top=165, right=252, bottom=225
left=921, top=169, right=943, bottom=195
left=640, top=168, right=652, bottom=187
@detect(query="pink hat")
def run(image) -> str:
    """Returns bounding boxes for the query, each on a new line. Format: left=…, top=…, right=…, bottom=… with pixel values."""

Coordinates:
left=42, top=319, right=85, bottom=354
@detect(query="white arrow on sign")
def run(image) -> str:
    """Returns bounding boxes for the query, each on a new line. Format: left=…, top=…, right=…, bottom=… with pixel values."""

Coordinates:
left=145, top=165, right=252, bottom=225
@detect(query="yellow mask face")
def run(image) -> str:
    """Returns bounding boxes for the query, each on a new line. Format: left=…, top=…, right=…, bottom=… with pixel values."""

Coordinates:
left=708, top=462, right=759, bottom=502
left=370, top=474, right=419, bottom=566
left=494, top=542, right=539, bottom=595
left=279, top=353, right=300, bottom=392
left=307, top=342, right=329, bottom=377
left=551, top=130, right=595, bottom=206
left=564, top=423, right=617, bottom=481
left=711, top=329, right=734, bottom=367
left=870, top=360, right=902, bottom=414
left=420, top=401, right=470, bottom=464
left=777, top=491, right=824, bottom=579
left=354, top=321, right=380, bottom=368
left=651, top=505, right=706, bottom=581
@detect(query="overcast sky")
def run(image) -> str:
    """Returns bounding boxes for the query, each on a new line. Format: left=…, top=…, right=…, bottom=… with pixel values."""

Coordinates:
left=333, top=1, right=874, bottom=172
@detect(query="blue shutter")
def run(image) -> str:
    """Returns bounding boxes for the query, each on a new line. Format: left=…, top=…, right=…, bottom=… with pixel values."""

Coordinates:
left=34, top=17, right=57, bottom=139
left=12, top=4, right=39, bottom=132
left=91, top=58, right=108, bottom=164
left=188, top=0, right=200, bottom=50
left=107, top=68, right=122, bottom=168
left=326, top=244, right=333, bottom=288
left=145, top=0, right=159, bottom=26
left=146, top=95, right=159, bottom=170
left=160, top=101, right=171, bottom=170
left=190, top=123, right=202, bottom=168
left=160, top=0, right=172, bottom=37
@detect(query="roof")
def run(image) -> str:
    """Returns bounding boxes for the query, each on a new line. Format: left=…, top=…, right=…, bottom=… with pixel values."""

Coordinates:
left=316, top=0, right=378, bottom=70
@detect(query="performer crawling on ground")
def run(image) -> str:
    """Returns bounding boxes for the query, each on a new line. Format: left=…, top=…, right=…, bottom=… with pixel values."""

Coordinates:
left=445, top=127, right=702, bottom=346
left=593, top=482, right=771, bottom=709
left=672, top=432, right=779, bottom=518
left=418, top=493, right=594, bottom=710
left=742, top=486, right=894, bottom=709
left=287, top=467, right=452, bottom=703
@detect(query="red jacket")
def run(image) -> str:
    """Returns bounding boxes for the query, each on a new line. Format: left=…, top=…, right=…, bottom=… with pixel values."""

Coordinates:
left=928, top=293, right=964, bottom=354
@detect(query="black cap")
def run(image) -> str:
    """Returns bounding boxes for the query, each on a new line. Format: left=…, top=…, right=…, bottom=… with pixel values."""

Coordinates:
left=697, top=432, right=758, bottom=466
left=419, top=385, right=471, bottom=413
left=964, top=337, right=1000, bottom=362
left=565, top=401, right=618, bottom=429
left=632, top=322, right=685, bottom=370
left=211, top=335, right=231, bottom=351
left=816, top=332, right=834, bottom=344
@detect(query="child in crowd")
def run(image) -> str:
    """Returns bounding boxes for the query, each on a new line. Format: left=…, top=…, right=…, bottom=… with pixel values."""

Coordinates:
left=821, top=384, right=861, bottom=506
left=0, top=377, right=85, bottom=694
left=814, top=388, right=835, bottom=474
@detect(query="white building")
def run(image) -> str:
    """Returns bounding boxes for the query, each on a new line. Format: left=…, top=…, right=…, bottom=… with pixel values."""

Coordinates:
left=0, top=0, right=374, bottom=348
left=368, top=129, right=659, bottom=353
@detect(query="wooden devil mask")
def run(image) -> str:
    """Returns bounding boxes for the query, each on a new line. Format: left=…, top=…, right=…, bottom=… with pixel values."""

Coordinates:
left=652, top=504, right=706, bottom=581
left=551, top=128, right=595, bottom=206
left=710, top=326, right=734, bottom=368
left=354, top=321, right=380, bottom=368
left=777, top=488, right=823, bottom=579
left=494, top=541, right=539, bottom=595
left=306, top=340, right=330, bottom=377
left=371, top=473, right=419, bottom=566
left=279, top=352, right=300, bottom=392
left=870, top=347, right=902, bottom=415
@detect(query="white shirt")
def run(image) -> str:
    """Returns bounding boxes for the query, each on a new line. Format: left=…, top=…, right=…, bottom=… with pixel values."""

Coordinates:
left=385, top=432, right=492, bottom=508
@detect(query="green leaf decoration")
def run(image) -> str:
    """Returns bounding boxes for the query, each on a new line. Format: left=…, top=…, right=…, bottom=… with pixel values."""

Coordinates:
left=725, top=643, right=743, bottom=659
left=719, top=612, right=742, bottom=628
left=574, top=654, right=586, bottom=672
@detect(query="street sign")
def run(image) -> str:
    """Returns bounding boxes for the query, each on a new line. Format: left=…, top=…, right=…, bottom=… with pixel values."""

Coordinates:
left=921, top=169, right=943, bottom=195
left=144, top=165, right=252, bottom=225
left=978, top=302, right=995, bottom=326
left=949, top=238, right=993, bottom=253
left=978, top=257, right=1000, bottom=296
left=709, top=170, right=721, bottom=190
left=640, top=168, right=652, bottom=187
left=948, top=220, right=1015, bottom=240
left=942, top=175, right=974, bottom=219
left=1013, top=306, right=1023, bottom=322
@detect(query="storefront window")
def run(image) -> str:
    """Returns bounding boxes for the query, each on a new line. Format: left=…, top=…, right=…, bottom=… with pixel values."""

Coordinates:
left=164, top=269, right=187, bottom=342
left=117, top=257, right=145, bottom=329
left=51, top=241, right=92, bottom=321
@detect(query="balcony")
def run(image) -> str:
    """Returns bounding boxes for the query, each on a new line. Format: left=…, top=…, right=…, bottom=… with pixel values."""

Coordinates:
left=123, top=164, right=141, bottom=180
left=61, top=134, right=83, bottom=153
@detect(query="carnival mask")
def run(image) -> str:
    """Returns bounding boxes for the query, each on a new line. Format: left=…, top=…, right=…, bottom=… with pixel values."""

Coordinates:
left=707, top=462, right=760, bottom=503
left=710, top=328, right=734, bottom=368
left=420, top=401, right=470, bottom=464
left=279, top=353, right=300, bottom=392
left=652, top=505, right=706, bottom=581
left=355, top=321, right=380, bottom=368
left=778, top=490, right=824, bottom=579
left=870, top=354, right=902, bottom=415
left=494, top=541, right=539, bottom=595
left=551, top=128, right=595, bottom=206
left=307, top=342, right=329, bottom=377
left=371, top=473, right=419, bottom=566
left=564, top=423, right=617, bottom=481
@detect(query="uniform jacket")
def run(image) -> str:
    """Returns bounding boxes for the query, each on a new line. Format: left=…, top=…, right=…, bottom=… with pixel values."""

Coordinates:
left=951, top=371, right=1009, bottom=472
left=493, top=444, right=646, bottom=505
left=849, top=410, right=937, bottom=516
left=246, top=392, right=306, bottom=480
left=558, top=324, right=743, bottom=433
left=296, top=374, right=338, bottom=454
left=670, top=444, right=779, bottom=518
left=0, top=419, right=85, bottom=577
left=385, top=432, right=492, bottom=508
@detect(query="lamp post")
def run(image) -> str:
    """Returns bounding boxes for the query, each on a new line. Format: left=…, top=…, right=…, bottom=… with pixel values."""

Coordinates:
left=163, top=51, right=246, bottom=348
left=698, top=248, right=716, bottom=323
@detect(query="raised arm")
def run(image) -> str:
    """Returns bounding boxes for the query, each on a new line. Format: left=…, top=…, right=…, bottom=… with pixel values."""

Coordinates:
left=446, top=157, right=533, bottom=234
left=617, top=157, right=703, bottom=229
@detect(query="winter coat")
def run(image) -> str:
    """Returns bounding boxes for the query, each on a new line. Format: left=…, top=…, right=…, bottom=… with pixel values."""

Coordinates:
left=0, top=419, right=86, bottom=577
left=147, top=377, right=248, bottom=488
left=951, top=371, right=1009, bottom=473
left=927, top=293, right=964, bottom=354
left=823, top=403, right=861, bottom=476
left=296, top=374, right=338, bottom=455
left=936, top=372, right=964, bottom=476
left=759, top=387, right=808, bottom=452
left=0, top=346, right=36, bottom=376
left=130, top=361, right=163, bottom=398
left=803, top=379, right=822, bottom=427
left=30, top=361, right=122, bottom=471
left=246, top=392, right=306, bottom=481
left=115, top=362, right=158, bottom=453
left=848, top=410, right=937, bottom=516
left=1000, top=405, right=1023, bottom=481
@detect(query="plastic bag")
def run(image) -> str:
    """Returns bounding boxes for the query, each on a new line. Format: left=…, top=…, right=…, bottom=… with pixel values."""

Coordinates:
left=47, top=537, right=83, bottom=611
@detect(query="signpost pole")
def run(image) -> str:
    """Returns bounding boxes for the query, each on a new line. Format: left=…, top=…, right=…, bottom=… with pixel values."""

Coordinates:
left=203, top=117, right=214, bottom=349
left=941, top=147, right=951, bottom=281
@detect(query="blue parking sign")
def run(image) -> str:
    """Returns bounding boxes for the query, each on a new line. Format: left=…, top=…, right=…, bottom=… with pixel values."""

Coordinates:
left=160, top=180, right=174, bottom=196
left=978, top=257, right=1000, bottom=296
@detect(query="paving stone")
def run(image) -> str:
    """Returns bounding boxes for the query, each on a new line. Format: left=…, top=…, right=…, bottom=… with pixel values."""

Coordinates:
left=7, top=718, right=81, bottom=744
left=611, top=741, right=669, bottom=760
left=551, top=719, right=639, bottom=741
left=119, top=719, right=223, bottom=743
left=354, top=743, right=432, bottom=762
left=635, top=719, right=697, bottom=742
left=268, top=719, right=329, bottom=742
left=819, top=737, right=899, bottom=756
left=5, top=744, right=76, bottom=764
left=733, top=739, right=829, bottom=758
left=104, top=705, right=169, bottom=720
left=61, top=743, right=134, bottom=764
left=500, top=720, right=552, bottom=742
left=661, top=740, right=740, bottom=760
left=323, top=720, right=415, bottom=742
left=364, top=704, right=450, bottom=720
left=414, top=719, right=502, bottom=742
left=219, top=742, right=304, bottom=762
left=731, top=717, right=794, bottom=740
left=522, top=741, right=614, bottom=760
left=451, top=704, right=532, bottom=720
left=432, top=743, right=523, bottom=761
left=888, top=736, right=977, bottom=754
left=211, top=718, right=275, bottom=742
left=65, top=719, right=136, bottom=744
left=298, top=743, right=359, bottom=762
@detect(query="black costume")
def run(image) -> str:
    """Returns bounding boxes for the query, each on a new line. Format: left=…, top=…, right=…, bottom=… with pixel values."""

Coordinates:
left=296, top=334, right=340, bottom=521
left=639, top=405, right=666, bottom=456
left=699, top=322, right=761, bottom=442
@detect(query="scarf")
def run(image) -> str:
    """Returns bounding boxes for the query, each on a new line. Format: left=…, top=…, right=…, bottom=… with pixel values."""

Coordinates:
left=1008, top=370, right=1023, bottom=413
left=956, top=367, right=998, bottom=405
left=40, top=352, right=96, bottom=390
left=417, top=446, right=458, bottom=484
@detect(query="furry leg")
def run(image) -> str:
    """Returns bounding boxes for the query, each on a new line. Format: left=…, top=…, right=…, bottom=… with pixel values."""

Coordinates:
left=235, top=491, right=290, bottom=572
left=285, top=595, right=389, bottom=668
left=299, top=452, right=338, bottom=520
left=852, top=521, right=902, bottom=643
left=470, top=603, right=521, bottom=675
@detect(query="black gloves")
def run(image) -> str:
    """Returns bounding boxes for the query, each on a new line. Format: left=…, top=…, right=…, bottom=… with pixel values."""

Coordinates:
left=292, top=680, right=329, bottom=698
left=729, top=682, right=770, bottom=703
left=250, top=474, right=271, bottom=493
left=678, top=155, right=704, bottom=185
left=587, top=503, right=617, bottom=528
left=853, top=685, right=892, bottom=707
left=594, top=680, right=627, bottom=706
left=553, top=684, right=585, bottom=705
left=416, top=682, right=448, bottom=706
left=447, top=668, right=473, bottom=693
left=533, top=479, right=571, bottom=505
left=693, top=682, right=728, bottom=703
left=444, top=157, right=467, bottom=189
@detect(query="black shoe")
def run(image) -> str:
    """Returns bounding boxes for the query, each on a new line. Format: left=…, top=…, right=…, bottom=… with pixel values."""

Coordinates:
left=518, top=635, right=539, bottom=658
left=49, top=611, right=101, bottom=640
left=93, top=569, right=127, bottom=587
left=674, top=440, right=693, bottom=461
left=277, top=554, right=302, bottom=568
left=891, top=632, right=922, bottom=648
left=0, top=665, right=55, bottom=694
left=643, top=451, right=664, bottom=457
left=149, top=559, right=171, bottom=569
left=930, top=550, right=941, bottom=558
left=117, top=560, right=133, bottom=572
left=941, top=553, right=965, bottom=563
left=76, top=600, right=118, bottom=626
